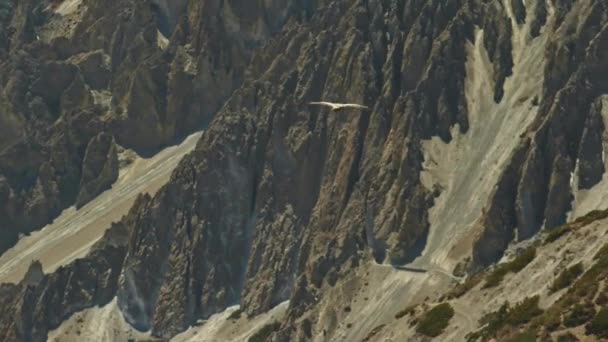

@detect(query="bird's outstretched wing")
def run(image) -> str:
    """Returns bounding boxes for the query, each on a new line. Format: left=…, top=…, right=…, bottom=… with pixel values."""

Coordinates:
left=308, top=101, right=369, bottom=111
left=340, top=103, right=370, bottom=110
left=308, top=101, right=337, bottom=109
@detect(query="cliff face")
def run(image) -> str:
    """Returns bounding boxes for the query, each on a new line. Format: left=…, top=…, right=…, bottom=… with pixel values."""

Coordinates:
left=0, top=0, right=607, bottom=341
left=0, top=0, right=303, bottom=255
left=112, top=0, right=607, bottom=339
left=0, top=218, right=129, bottom=342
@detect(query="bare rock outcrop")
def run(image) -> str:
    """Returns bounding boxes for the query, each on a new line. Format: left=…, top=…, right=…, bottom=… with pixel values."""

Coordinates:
left=0, top=1, right=606, bottom=342
left=75, top=132, right=119, bottom=208
left=0, top=0, right=303, bottom=254
left=0, top=227, right=127, bottom=342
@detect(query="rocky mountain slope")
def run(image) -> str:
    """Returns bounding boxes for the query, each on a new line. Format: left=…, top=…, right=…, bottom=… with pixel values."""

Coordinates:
left=0, top=0, right=304, bottom=253
left=0, top=0, right=607, bottom=341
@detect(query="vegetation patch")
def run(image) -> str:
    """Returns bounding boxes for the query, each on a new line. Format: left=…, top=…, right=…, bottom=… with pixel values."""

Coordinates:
left=477, top=302, right=510, bottom=339
left=530, top=246, right=608, bottom=337
left=468, top=211, right=608, bottom=341
left=395, top=305, right=417, bottom=319
left=594, top=243, right=608, bottom=260
left=448, top=273, right=484, bottom=298
left=506, top=296, right=543, bottom=326
left=556, top=332, right=579, bottom=342
left=550, top=262, right=584, bottom=293
left=572, top=209, right=608, bottom=227
left=538, top=307, right=562, bottom=332
left=569, top=257, right=605, bottom=301
left=595, top=290, right=608, bottom=306
left=362, top=324, right=386, bottom=342
left=467, top=297, right=543, bottom=341
left=544, top=224, right=571, bottom=244
left=544, top=209, right=608, bottom=245
left=507, top=329, right=537, bottom=342
left=563, top=303, right=596, bottom=327
left=248, top=322, right=281, bottom=342
left=228, top=308, right=243, bottom=320
left=416, top=303, right=454, bottom=337
left=586, top=307, right=608, bottom=338
left=484, top=247, right=536, bottom=288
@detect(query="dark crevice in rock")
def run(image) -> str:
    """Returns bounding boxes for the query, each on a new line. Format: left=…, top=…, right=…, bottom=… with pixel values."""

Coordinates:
left=472, top=146, right=527, bottom=268
left=393, top=227, right=428, bottom=266
left=75, top=132, right=119, bottom=208
left=342, top=111, right=371, bottom=213
left=578, top=98, right=606, bottom=190
left=480, top=2, right=514, bottom=103
left=511, top=0, right=526, bottom=25
left=530, top=0, right=547, bottom=37
left=149, top=2, right=171, bottom=38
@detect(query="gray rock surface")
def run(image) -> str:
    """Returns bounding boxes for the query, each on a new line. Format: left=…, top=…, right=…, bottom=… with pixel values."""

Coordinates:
left=0, top=0, right=606, bottom=341
left=75, top=132, right=119, bottom=208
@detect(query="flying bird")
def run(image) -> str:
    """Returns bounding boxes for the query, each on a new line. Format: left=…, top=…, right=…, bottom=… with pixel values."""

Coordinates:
left=308, top=101, right=370, bottom=112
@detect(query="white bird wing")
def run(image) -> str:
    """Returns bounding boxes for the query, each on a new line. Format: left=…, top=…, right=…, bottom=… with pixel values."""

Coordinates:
left=340, top=103, right=370, bottom=110
left=308, top=102, right=369, bottom=110
left=308, top=101, right=338, bottom=109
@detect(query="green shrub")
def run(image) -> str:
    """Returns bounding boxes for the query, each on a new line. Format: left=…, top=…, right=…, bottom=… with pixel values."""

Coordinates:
left=395, top=305, right=417, bottom=319
left=544, top=224, right=571, bottom=244
left=472, top=297, right=542, bottom=340
left=538, top=308, right=562, bottom=331
left=506, top=296, right=543, bottom=325
left=228, top=308, right=243, bottom=320
left=248, top=322, right=281, bottom=342
left=545, top=209, right=608, bottom=246
left=416, top=303, right=455, bottom=337
left=586, top=307, right=608, bottom=337
left=595, top=291, right=608, bottom=306
left=362, top=324, right=385, bottom=342
left=508, top=329, right=537, bottom=342
left=480, top=302, right=510, bottom=336
left=556, top=332, right=579, bottom=342
left=531, top=96, right=539, bottom=106
left=465, top=331, right=481, bottom=342
left=450, top=274, right=484, bottom=298
left=594, top=243, right=608, bottom=261
left=573, top=209, right=608, bottom=226
left=484, top=267, right=509, bottom=288
left=484, top=247, right=536, bottom=288
left=563, top=303, right=596, bottom=327
left=509, top=247, right=537, bottom=272
left=550, top=263, right=584, bottom=293
left=570, top=262, right=602, bottom=301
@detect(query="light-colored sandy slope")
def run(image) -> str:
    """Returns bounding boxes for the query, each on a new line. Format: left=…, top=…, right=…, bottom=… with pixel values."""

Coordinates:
left=365, top=215, right=608, bottom=342
left=570, top=95, right=608, bottom=218
left=306, top=3, right=557, bottom=341
left=52, top=268, right=449, bottom=342
left=50, top=299, right=288, bottom=342
left=0, top=131, right=202, bottom=284
left=300, top=260, right=459, bottom=342
left=38, top=0, right=86, bottom=41
left=451, top=217, right=608, bottom=341
left=172, top=301, right=289, bottom=342
left=47, top=298, right=155, bottom=342
left=54, top=0, right=83, bottom=16
left=417, top=0, right=553, bottom=270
